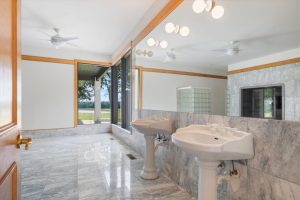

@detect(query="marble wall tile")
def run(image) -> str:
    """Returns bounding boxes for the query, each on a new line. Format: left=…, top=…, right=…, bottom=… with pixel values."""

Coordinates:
left=247, top=119, right=300, bottom=185
left=247, top=167, right=300, bottom=200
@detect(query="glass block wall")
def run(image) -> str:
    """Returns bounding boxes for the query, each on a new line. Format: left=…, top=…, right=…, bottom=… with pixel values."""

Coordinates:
left=177, top=87, right=211, bottom=114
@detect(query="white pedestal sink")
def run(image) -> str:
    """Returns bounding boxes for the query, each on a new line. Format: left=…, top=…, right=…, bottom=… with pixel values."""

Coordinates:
left=132, top=118, right=172, bottom=180
left=172, top=124, right=254, bottom=200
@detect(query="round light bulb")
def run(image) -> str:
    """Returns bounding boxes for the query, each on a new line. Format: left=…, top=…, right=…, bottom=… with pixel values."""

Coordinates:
left=147, top=51, right=154, bottom=57
left=147, top=38, right=156, bottom=47
left=165, top=22, right=175, bottom=34
left=179, top=26, right=190, bottom=37
left=193, top=0, right=207, bottom=14
left=136, top=49, right=142, bottom=55
left=212, top=5, right=224, bottom=19
left=159, top=40, right=168, bottom=49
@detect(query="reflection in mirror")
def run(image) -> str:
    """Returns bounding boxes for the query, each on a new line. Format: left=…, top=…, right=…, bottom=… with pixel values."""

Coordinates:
left=132, top=0, right=300, bottom=121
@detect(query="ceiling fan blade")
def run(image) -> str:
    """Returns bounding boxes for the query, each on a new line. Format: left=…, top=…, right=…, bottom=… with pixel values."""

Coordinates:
left=61, top=37, right=79, bottom=42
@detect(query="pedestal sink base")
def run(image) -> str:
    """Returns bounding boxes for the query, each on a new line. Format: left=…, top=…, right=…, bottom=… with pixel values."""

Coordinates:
left=140, top=135, right=159, bottom=180
left=198, top=161, right=219, bottom=200
left=140, top=168, right=159, bottom=180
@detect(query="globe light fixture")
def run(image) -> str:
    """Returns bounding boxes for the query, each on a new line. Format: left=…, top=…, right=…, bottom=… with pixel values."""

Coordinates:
left=147, top=38, right=156, bottom=47
left=159, top=40, right=168, bottom=49
left=165, top=22, right=176, bottom=34
left=193, top=0, right=224, bottom=19
left=179, top=26, right=190, bottom=37
left=193, top=0, right=207, bottom=14
left=212, top=5, right=224, bottom=19
left=165, top=22, right=190, bottom=37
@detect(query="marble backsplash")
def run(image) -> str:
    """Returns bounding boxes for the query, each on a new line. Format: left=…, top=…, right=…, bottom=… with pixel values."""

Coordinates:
left=112, top=110, right=300, bottom=200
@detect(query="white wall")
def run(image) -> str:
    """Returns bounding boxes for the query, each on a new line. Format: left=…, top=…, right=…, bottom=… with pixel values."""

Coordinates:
left=228, top=47, right=300, bottom=71
left=142, top=72, right=227, bottom=115
left=21, top=60, right=74, bottom=130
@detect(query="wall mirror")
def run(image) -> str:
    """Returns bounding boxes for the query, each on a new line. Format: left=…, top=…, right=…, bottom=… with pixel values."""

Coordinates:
left=132, top=0, right=300, bottom=122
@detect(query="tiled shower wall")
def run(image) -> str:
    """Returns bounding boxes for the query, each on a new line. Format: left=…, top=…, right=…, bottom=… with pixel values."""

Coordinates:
left=228, top=63, right=300, bottom=121
left=112, top=110, right=300, bottom=200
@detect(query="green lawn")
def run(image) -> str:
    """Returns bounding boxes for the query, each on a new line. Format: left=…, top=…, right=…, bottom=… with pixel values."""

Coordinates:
left=78, top=108, right=121, bottom=122
left=79, top=113, right=112, bottom=120
left=79, top=109, right=110, bottom=120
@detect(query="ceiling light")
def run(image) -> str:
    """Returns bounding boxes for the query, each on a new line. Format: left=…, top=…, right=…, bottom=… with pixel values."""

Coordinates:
left=147, top=51, right=154, bottom=57
left=159, top=40, right=168, bottom=49
left=179, top=26, right=190, bottom=37
left=193, top=0, right=224, bottom=20
left=136, top=49, right=154, bottom=57
left=147, top=38, right=156, bottom=47
left=165, top=22, right=176, bottom=34
left=193, top=0, right=207, bottom=14
left=205, top=0, right=215, bottom=12
left=165, top=22, right=190, bottom=37
left=212, top=5, right=224, bottom=19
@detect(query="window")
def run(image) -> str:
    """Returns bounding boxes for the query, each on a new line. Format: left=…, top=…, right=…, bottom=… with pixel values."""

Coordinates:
left=241, top=86, right=283, bottom=120
left=111, top=53, right=132, bottom=129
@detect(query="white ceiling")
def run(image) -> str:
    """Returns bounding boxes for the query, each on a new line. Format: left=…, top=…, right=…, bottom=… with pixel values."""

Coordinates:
left=136, top=0, right=300, bottom=74
left=21, top=0, right=156, bottom=57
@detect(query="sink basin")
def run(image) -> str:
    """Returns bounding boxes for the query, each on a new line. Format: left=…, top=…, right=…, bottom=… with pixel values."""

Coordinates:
left=132, top=118, right=173, bottom=180
left=172, top=124, right=254, bottom=200
left=172, top=124, right=254, bottom=161
left=132, top=118, right=173, bottom=135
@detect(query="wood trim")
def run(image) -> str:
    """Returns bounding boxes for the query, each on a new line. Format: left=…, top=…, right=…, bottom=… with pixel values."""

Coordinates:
left=0, top=123, right=17, bottom=136
left=22, top=55, right=74, bottom=65
left=132, top=0, right=183, bottom=47
left=0, top=162, right=17, bottom=185
left=74, top=60, right=78, bottom=127
left=228, top=57, right=300, bottom=75
left=138, top=66, right=227, bottom=79
left=75, top=59, right=111, bottom=67
left=112, top=0, right=183, bottom=65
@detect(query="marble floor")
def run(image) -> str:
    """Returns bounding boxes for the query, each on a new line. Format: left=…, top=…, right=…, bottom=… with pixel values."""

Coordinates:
left=21, top=133, right=194, bottom=200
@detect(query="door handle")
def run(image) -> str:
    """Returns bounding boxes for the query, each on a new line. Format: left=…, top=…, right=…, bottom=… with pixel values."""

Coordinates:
left=17, top=135, right=32, bottom=150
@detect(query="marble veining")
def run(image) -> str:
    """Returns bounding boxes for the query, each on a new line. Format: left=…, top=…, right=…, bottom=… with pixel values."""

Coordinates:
left=21, top=133, right=194, bottom=200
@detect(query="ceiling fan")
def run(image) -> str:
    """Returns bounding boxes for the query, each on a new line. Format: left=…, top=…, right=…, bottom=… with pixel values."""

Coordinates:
left=212, top=41, right=241, bottom=56
left=164, top=48, right=176, bottom=63
left=47, top=28, right=79, bottom=48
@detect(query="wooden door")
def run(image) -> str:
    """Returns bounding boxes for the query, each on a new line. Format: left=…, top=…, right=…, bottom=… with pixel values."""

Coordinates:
left=0, top=0, right=21, bottom=199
